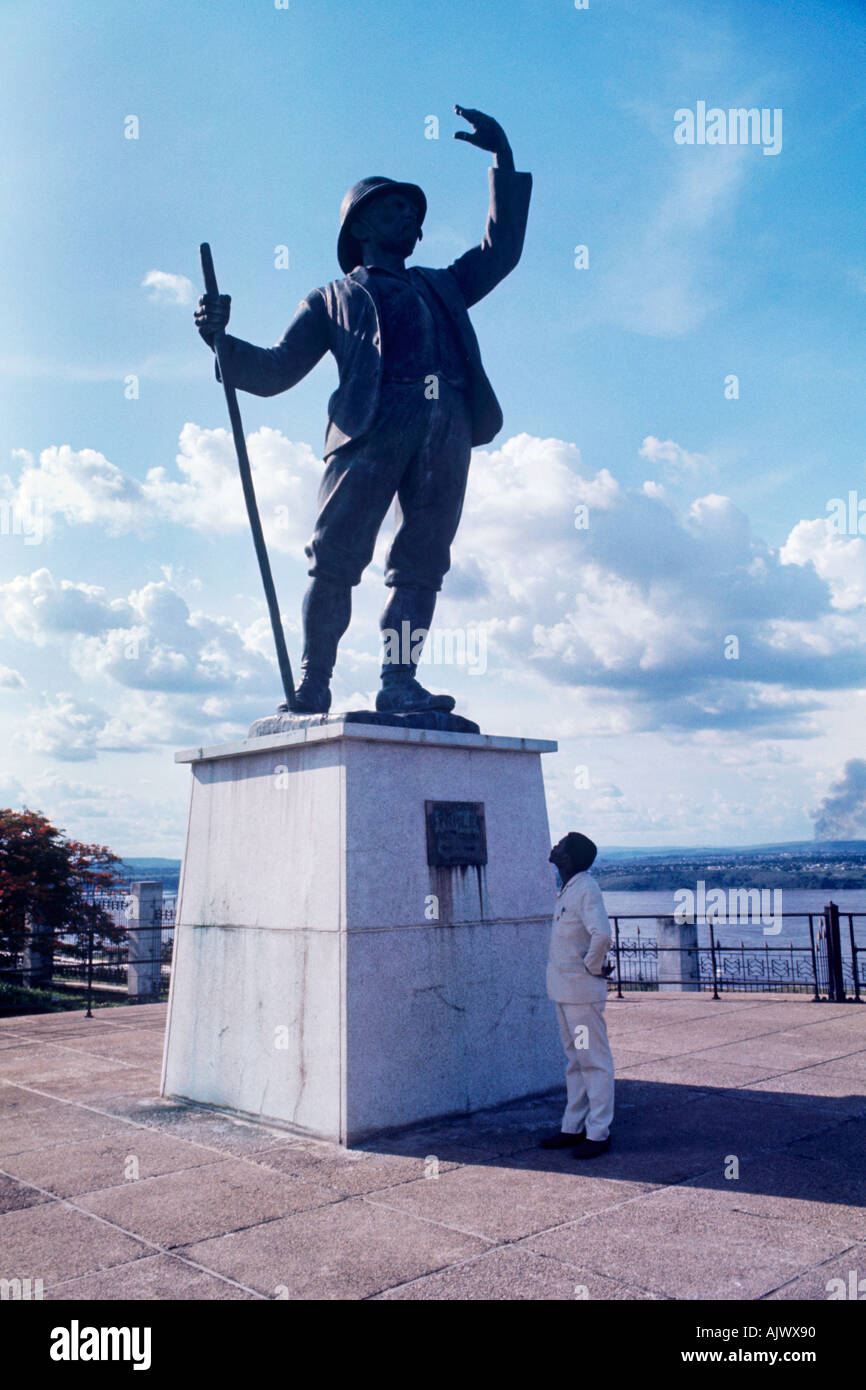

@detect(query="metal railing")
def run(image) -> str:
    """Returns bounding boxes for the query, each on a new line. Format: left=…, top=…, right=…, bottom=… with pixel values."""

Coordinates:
left=0, top=882, right=176, bottom=1014
left=608, top=906, right=864, bottom=1001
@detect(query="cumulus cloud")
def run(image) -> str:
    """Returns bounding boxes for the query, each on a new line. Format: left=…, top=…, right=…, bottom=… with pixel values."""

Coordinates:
left=639, top=435, right=708, bottom=477
left=1, top=446, right=147, bottom=539
left=15, top=688, right=227, bottom=761
left=0, top=570, right=134, bottom=643
left=781, top=519, right=866, bottom=612
left=142, top=270, right=196, bottom=306
left=142, top=423, right=322, bottom=551
left=6, top=772, right=188, bottom=856
left=0, top=666, right=24, bottom=689
left=17, top=693, right=110, bottom=762
left=1, top=427, right=323, bottom=552
left=811, top=759, right=866, bottom=841
left=4, top=426, right=866, bottom=746
left=444, top=432, right=857, bottom=734
left=0, top=567, right=287, bottom=755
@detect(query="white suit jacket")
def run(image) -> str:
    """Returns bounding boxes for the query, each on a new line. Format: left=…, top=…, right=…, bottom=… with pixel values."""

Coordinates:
left=546, top=870, right=613, bottom=1004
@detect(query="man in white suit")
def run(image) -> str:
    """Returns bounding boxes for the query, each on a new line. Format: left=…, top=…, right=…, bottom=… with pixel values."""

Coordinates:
left=540, top=832, right=615, bottom=1158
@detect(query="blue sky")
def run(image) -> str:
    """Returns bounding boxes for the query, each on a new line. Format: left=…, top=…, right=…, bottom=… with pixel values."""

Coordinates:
left=1, top=0, right=865, bottom=855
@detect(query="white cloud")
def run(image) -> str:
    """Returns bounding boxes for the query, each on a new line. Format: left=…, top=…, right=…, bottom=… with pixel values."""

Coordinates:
left=0, top=666, right=24, bottom=689
left=443, top=432, right=856, bottom=733
left=143, top=423, right=322, bottom=552
left=142, top=270, right=196, bottom=306
left=4, top=429, right=865, bottom=751
left=781, top=518, right=866, bottom=612
left=1, top=426, right=323, bottom=550
left=811, top=759, right=866, bottom=840
left=17, top=693, right=108, bottom=761
left=0, top=570, right=134, bottom=644
left=0, top=568, right=283, bottom=746
left=1, top=446, right=147, bottom=539
left=639, top=435, right=708, bottom=477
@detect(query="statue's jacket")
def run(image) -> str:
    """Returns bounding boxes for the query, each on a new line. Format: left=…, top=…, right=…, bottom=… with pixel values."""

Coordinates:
left=215, top=166, right=532, bottom=456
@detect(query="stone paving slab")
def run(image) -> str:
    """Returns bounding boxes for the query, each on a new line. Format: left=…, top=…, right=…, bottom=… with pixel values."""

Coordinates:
left=618, top=1055, right=791, bottom=1087
left=0, top=1046, right=129, bottom=1086
left=0, top=1097, right=135, bottom=1157
left=93, top=1098, right=296, bottom=1156
left=1, top=1129, right=226, bottom=1198
left=75, top=1158, right=338, bottom=1248
left=0, top=1201, right=149, bottom=1286
left=521, top=1192, right=852, bottom=1301
left=362, top=1156, right=657, bottom=1242
left=248, top=1140, right=462, bottom=1196
left=180, top=1196, right=490, bottom=1300
left=786, top=1114, right=866, bottom=1165
left=672, top=1150, right=866, bottom=1239
left=45, top=1253, right=257, bottom=1301
left=0, top=995, right=863, bottom=1301
left=373, top=1244, right=663, bottom=1300
left=0, top=1173, right=54, bottom=1214
left=51, top=1032, right=167, bottom=1064
left=747, top=1069, right=866, bottom=1114
left=764, top=1241, right=866, bottom=1301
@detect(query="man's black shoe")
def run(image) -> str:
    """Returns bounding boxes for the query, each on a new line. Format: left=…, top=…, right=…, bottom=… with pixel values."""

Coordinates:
left=539, top=1129, right=585, bottom=1149
left=571, top=1136, right=611, bottom=1159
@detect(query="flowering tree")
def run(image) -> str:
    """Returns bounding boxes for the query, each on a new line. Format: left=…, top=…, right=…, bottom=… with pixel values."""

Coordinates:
left=0, top=809, right=121, bottom=976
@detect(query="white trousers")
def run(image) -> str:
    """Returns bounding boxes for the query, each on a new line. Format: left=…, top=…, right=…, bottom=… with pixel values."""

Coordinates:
left=554, top=1001, right=615, bottom=1141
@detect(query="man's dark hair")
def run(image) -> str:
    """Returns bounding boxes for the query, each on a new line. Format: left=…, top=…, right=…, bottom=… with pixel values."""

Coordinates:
left=563, top=832, right=597, bottom=872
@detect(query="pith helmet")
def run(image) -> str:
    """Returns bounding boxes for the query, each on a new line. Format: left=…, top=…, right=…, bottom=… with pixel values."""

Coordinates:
left=337, top=176, right=427, bottom=274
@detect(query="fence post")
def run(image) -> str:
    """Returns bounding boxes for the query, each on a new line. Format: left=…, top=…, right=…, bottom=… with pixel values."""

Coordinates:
left=22, top=912, right=54, bottom=990
left=807, top=916, right=820, bottom=1001
left=823, top=901, right=846, bottom=1003
left=656, top=916, right=700, bottom=992
left=847, top=914, right=862, bottom=1004
left=613, top=918, right=623, bottom=999
left=127, top=881, right=163, bottom=1003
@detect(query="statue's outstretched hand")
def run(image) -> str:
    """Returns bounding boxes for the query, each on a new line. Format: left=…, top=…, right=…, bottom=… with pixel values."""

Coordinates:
left=454, top=105, right=514, bottom=170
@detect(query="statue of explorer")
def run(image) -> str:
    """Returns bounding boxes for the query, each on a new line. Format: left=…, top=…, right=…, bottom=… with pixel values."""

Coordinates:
left=195, top=106, right=531, bottom=715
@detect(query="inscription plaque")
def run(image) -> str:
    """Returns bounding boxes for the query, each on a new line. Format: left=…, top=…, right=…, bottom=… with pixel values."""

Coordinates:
left=425, top=801, right=487, bottom=868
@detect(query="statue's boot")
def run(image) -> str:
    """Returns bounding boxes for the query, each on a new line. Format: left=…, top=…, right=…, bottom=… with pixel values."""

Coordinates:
left=281, top=577, right=351, bottom=715
left=376, top=672, right=456, bottom=713
left=375, top=584, right=456, bottom=713
left=290, top=667, right=332, bottom=715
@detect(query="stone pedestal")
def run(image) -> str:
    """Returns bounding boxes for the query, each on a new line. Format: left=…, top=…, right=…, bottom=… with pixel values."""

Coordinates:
left=161, top=721, right=560, bottom=1145
left=127, top=880, right=163, bottom=1003
left=656, top=916, right=700, bottom=992
left=22, top=913, right=54, bottom=989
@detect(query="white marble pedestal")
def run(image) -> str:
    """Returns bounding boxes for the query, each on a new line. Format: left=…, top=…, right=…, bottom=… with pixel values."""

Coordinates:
left=161, top=721, right=560, bottom=1145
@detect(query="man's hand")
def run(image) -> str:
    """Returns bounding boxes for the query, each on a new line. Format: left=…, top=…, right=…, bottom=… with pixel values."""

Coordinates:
left=195, top=292, right=231, bottom=346
left=454, top=105, right=514, bottom=171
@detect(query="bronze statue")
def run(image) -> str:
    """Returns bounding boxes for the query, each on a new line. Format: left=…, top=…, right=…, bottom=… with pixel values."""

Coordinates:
left=196, top=106, right=531, bottom=715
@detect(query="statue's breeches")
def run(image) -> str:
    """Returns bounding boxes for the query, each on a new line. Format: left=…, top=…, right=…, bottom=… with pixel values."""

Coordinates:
left=304, top=380, right=473, bottom=591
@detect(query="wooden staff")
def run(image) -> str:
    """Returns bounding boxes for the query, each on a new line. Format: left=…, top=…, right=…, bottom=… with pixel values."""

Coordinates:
left=199, top=243, right=297, bottom=711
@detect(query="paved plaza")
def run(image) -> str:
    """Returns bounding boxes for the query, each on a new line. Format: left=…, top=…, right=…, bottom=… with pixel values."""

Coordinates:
left=1, top=994, right=864, bottom=1300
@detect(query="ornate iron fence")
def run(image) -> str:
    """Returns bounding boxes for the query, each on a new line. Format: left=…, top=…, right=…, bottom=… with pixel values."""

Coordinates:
left=609, top=906, right=864, bottom=1000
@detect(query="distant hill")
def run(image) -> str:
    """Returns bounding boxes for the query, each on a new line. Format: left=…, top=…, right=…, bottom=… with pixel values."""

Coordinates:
left=597, top=840, right=866, bottom=860
left=113, top=859, right=181, bottom=894
left=594, top=841, right=866, bottom=890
